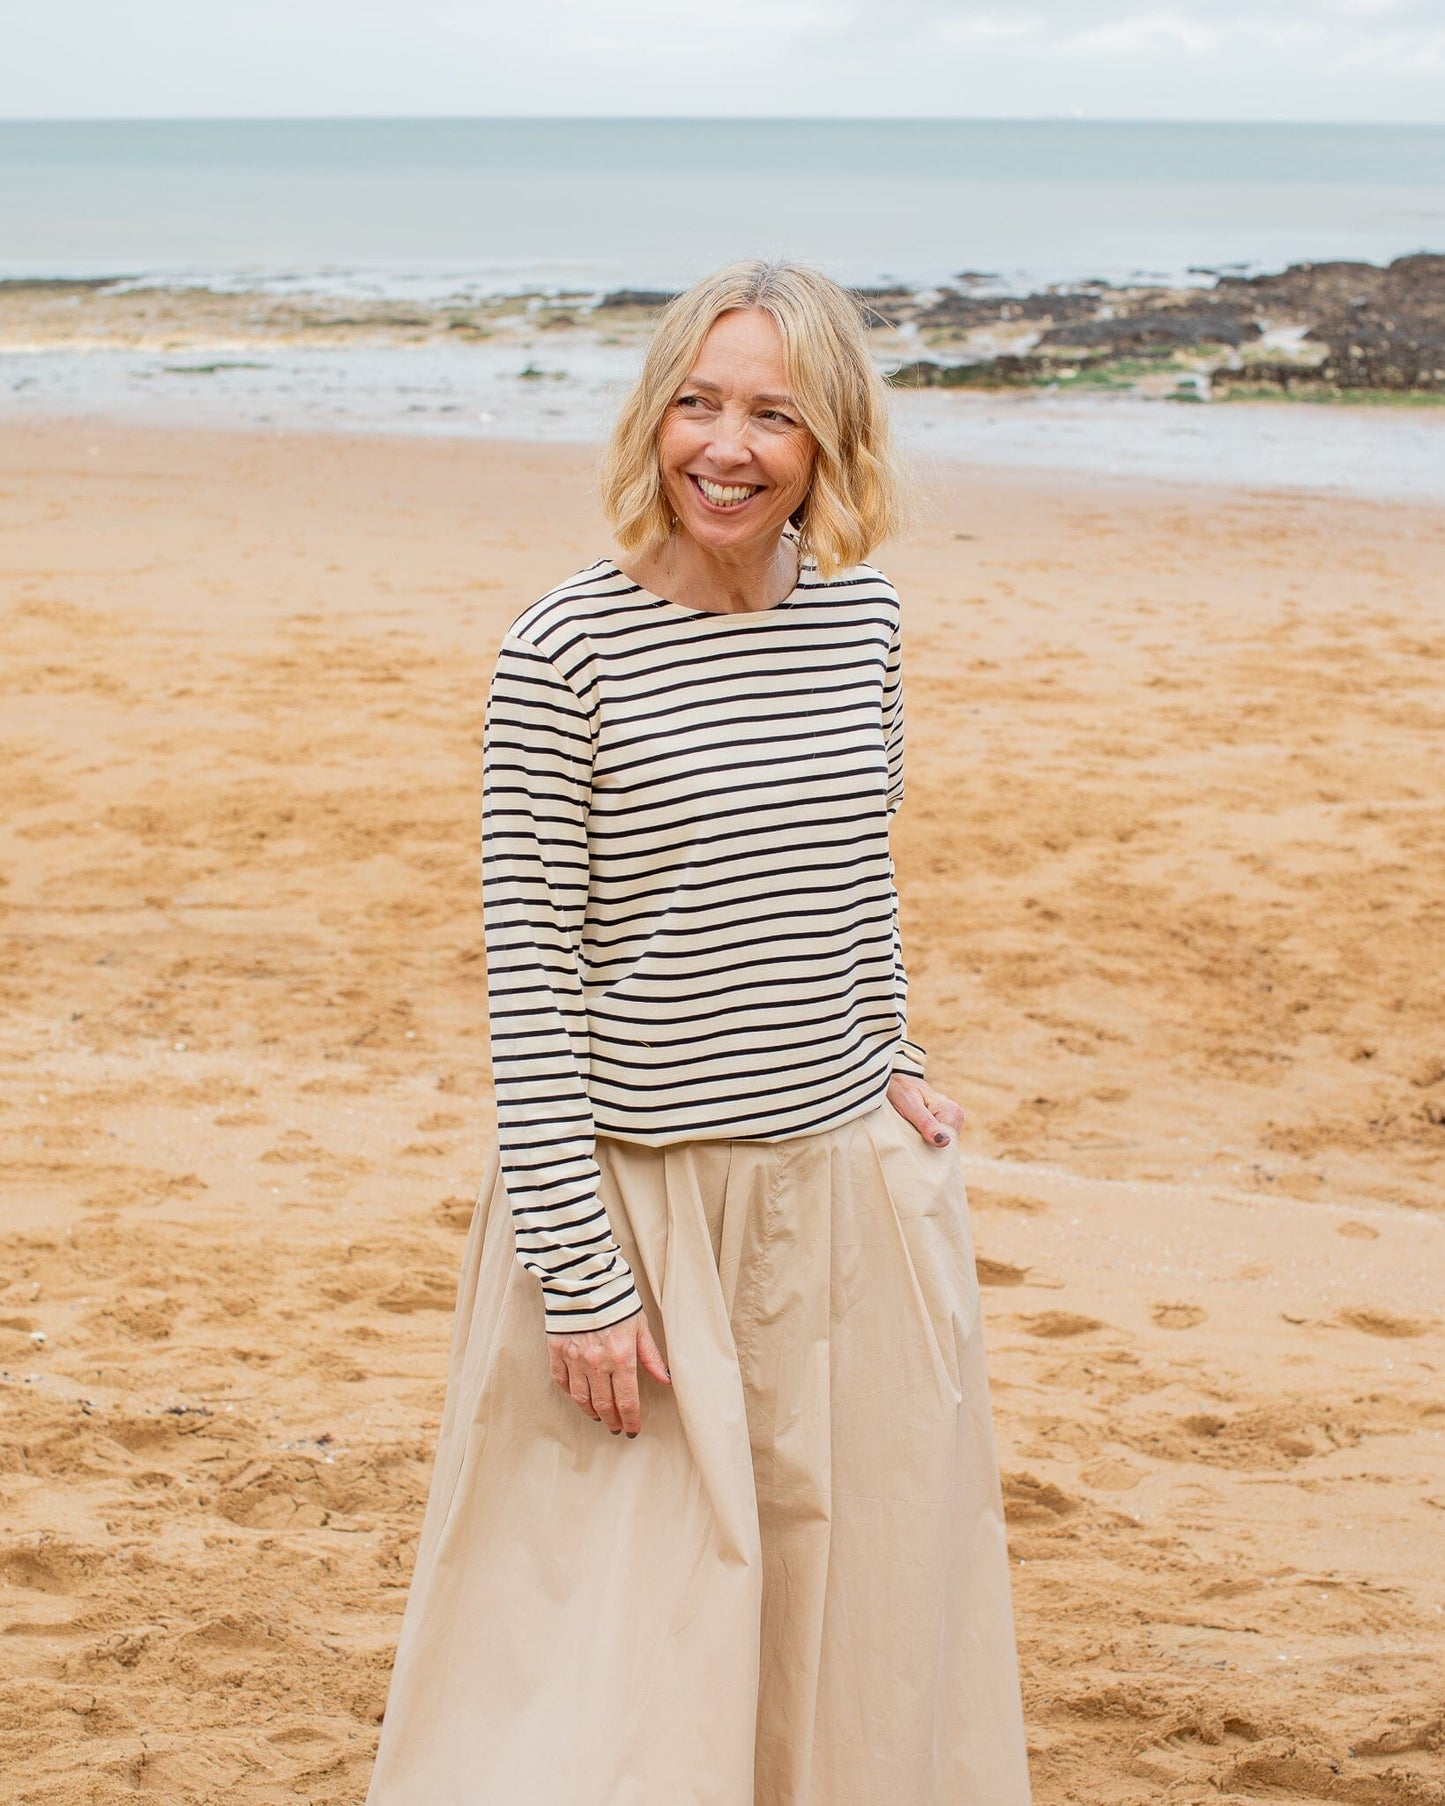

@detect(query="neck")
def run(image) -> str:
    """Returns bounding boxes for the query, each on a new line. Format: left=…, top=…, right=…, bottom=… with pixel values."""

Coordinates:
left=626, top=531, right=800, bottom=615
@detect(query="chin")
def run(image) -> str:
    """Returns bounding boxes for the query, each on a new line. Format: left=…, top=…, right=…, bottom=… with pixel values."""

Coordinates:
left=674, top=495, right=793, bottom=550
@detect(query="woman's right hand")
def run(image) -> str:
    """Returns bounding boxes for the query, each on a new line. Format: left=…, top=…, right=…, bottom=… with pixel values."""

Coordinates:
left=547, top=1308, right=671, bottom=1437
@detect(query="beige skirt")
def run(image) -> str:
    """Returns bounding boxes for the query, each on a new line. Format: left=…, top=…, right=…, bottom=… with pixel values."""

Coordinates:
left=364, top=1098, right=1032, bottom=1806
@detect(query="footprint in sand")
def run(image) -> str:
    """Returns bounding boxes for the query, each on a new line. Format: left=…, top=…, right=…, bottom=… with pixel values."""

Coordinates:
left=1021, top=1310, right=1105, bottom=1337
left=435, top=1195, right=476, bottom=1231
left=1352, top=1709, right=1445, bottom=1756
left=1001, top=1472, right=1082, bottom=1523
left=1079, top=1457, right=1146, bottom=1491
left=377, top=1273, right=457, bottom=1313
left=975, top=1257, right=1028, bottom=1287
left=966, top=1187, right=1048, bottom=1215
left=1336, top=1306, right=1430, bottom=1339
left=1152, top=1302, right=1206, bottom=1329
left=0, top=1536, right=95, bottom=1596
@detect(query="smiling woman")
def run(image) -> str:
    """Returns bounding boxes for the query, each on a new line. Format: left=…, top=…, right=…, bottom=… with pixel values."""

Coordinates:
left=362, top=260, right=1033, bottom=1806
left=602, top=258, right=904, bottom=587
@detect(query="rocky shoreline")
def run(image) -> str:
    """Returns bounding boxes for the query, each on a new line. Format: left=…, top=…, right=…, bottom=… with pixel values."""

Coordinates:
left=875, top=254, right=1445, bottom=400
left=1, top=254, right=1442, bottom=404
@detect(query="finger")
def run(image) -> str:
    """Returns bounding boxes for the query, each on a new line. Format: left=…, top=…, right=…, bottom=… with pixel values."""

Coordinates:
left=635, top=1321, right=672, bottom=1386
left=567, top=1363, right=600, bottom=1419
left=896, top=1087, right=952, bottom=1146
left=549, top=1342, right=569, bottom=1390
left=925, top=1091, right=966, bottom=1135
left=920, top=1110, right=953, bottom=1147
left=589, top=1370, right=623, bottom=1434
left=612, top=1355, right=643, bottom=1437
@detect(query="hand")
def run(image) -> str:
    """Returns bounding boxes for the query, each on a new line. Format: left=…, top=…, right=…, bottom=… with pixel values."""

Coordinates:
left=547, top=1306, right=671, bottom=1438
left=887, top=1071, right=966, bottom=1147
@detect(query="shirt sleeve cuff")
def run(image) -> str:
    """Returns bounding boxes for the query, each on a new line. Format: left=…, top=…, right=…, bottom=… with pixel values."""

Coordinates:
left=542, top=1280, right=643, bottom=1337
left=891, top=1038, right=928, bottom=1079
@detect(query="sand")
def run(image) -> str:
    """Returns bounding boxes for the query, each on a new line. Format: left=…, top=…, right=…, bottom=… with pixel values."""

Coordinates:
left=1, top=420, right=1443, bottom=1805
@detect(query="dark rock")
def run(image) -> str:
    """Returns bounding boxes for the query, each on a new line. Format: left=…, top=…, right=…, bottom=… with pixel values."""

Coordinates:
left=1213, top=258, right=1389, bottom=312
left=851, top=286, right=919, bottom=327
left=911, top=291, right=1016, bottom=330
left=905, top=253, right=1444, bottom=394
left=889, top=355, right=1105, bottom=389
left=1038, top=306, right=1260, bottom=352
left=1209, top=362, right=1340, bottom=394
left=0, top=276, right=131, bottom=293
left=1320, top=346, right=1445, bottom=390
left=595, top=289, right=677, bottom=310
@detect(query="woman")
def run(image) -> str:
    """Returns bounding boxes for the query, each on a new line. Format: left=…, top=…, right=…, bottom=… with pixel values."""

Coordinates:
left=364, top=260, right=1032, bottom=1806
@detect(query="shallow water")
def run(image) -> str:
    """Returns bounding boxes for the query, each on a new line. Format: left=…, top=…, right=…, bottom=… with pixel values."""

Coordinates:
left=4, top=338, right=1441, bottom=500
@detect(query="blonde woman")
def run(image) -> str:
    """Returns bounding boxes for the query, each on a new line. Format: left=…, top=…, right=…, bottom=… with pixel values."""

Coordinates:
left=364, top=260, right=1032, bottom=1806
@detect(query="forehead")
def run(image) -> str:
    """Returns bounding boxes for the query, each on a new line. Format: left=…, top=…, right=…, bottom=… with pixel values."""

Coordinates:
left=684, top=307, right=792, bottom=395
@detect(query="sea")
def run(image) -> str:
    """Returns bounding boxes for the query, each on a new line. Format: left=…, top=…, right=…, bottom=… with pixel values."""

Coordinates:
left=3, top=118, right=1443, bottom=495
left=4, top=116, right=1443, bottom=296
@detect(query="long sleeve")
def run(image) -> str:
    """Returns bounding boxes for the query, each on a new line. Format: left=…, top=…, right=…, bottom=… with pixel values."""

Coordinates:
left=883, top=611, right=928, bottom=1079
left=482, top=633, right=642, bottom=1334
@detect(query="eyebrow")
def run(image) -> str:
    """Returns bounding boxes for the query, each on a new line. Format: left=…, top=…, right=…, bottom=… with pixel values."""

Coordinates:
left=682, top=378, right=799, bottom=409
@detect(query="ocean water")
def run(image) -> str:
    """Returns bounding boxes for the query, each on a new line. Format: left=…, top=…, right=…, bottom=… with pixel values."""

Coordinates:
left=2, top=117, right=1443, bottom=297
left=4, top=118, right=1443, bottom=496
left=8, top=339, right=1443, bottom=502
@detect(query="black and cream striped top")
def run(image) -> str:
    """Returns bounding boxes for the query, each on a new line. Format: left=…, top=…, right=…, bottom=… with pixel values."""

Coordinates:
left=482, top=554, right=927, bottom=1333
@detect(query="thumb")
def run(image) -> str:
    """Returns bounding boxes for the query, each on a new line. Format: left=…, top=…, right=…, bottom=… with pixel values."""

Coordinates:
left=635, top=1320, right=672, bottom=1385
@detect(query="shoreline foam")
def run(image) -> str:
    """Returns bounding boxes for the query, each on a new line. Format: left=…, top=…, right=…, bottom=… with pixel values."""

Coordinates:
left=4, top=350, right=1444, bottom=501
left=4, top=260, right=1444, bottom=501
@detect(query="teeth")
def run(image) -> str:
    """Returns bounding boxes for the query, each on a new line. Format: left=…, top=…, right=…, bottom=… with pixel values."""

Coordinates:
left=697, top=477, right=759, bottom=506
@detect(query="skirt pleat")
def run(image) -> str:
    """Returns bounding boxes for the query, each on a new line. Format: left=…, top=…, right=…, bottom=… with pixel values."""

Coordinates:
left=364, top=1100, right=1032, bottom=1806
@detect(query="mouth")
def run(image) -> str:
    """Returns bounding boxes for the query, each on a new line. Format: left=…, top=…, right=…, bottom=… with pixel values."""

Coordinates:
left=690, top=474, right=763, bottom=511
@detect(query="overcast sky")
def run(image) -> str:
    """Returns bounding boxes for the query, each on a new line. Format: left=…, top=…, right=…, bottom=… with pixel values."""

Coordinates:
left=5, top=0, right=1443, bottom=124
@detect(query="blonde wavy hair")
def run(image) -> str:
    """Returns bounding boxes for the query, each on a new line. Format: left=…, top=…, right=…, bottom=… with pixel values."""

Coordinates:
left=599, top=259, right=908, bottom=579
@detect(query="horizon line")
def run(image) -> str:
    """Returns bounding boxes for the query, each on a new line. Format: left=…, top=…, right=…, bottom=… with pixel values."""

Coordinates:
left=3, top=112, right=1443, bottom=130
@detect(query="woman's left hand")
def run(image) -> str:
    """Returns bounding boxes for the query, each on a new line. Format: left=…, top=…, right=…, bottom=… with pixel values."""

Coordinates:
left=887, top=1072, right=966, bottom=1147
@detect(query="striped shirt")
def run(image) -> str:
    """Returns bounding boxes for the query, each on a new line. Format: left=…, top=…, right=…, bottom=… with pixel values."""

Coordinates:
left=482, top=554, right=927, bottom=1334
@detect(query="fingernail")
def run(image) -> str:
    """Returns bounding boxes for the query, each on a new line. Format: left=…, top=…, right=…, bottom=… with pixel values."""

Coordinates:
left=935, top=1132, right=950, bottom=1146
left=609, top=1428, right=621, bottom=1435
left=626, top=1431, right=638, bottom=1439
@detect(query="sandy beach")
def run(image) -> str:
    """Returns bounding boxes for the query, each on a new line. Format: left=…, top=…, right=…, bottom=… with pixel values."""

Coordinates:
left=2, top=419, right=1443, bottom=1804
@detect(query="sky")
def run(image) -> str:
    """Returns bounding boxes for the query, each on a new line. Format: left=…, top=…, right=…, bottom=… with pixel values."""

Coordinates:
left=4, top=0, right=1443, bottom=124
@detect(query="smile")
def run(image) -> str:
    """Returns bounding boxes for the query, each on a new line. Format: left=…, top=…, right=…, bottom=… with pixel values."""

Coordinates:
left=691, top=475, right=762, bottom=509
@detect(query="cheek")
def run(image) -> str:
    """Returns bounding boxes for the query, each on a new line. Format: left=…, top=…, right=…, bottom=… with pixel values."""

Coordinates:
left=783, top=444, right=817, bottom=504
left=654, top=427, right=679, bottom=479
left=655, top=417, right=696, bottom=481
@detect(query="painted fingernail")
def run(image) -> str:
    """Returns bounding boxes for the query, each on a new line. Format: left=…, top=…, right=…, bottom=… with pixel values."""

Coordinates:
left=626, top=1431, right=638, bottom=1439
left=935, top=1132, right=950, bottom=1146
left=609, top=1427, right=621, bottom=1435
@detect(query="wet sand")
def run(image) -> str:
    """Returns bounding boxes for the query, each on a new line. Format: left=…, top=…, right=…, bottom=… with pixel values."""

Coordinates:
left=1, top=421, right=1443, bottom=1804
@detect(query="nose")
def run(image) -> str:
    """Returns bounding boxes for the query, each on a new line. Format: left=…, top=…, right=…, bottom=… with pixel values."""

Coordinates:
left=705, top=405, right=753, bottom=469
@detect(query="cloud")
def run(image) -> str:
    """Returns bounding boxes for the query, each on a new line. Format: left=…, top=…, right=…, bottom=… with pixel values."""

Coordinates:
left=3, top=0, right=1444, bottom=117
left=836, top=0, right=1442, bottom=24
left=809, top=0, right=1445, bottom=79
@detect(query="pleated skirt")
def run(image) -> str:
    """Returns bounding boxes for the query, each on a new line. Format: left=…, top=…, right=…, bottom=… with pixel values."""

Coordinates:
left=363, top=1097, right=1033, bottom=1806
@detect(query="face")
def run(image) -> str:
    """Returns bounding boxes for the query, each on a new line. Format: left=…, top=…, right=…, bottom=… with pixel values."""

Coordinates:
left=656, top=307, right=817, bottom=558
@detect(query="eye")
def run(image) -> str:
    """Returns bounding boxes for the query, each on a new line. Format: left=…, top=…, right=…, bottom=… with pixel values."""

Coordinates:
left=674, top=393, right=708, bottom=410
left=760, top=408, right=797, bottom=425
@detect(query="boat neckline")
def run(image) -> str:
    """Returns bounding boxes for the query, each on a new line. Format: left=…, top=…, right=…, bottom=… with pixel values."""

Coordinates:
left=599, top=552, right=817, bottom=620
